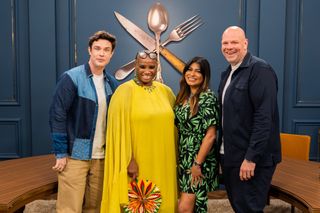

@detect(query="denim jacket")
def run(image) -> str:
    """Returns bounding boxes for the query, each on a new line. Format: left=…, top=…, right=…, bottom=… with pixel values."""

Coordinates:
left=49, top=63, right=119, bottom=160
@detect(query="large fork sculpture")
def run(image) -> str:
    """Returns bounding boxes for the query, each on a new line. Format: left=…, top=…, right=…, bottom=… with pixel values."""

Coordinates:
left=162, top=15, right=202, bottom=46
left=115, top=15, right=203, bottom=80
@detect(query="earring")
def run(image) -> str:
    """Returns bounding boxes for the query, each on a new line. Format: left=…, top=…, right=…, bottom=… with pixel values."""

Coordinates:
left=133, top=71, right=142, bottom=86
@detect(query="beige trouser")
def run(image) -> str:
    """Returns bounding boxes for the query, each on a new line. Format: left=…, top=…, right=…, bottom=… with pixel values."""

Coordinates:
left=56, top=158, right=104, bottom=213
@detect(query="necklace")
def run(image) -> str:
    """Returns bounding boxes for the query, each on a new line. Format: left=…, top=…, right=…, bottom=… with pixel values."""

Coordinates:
left=133, top=78, right=156, bottom=93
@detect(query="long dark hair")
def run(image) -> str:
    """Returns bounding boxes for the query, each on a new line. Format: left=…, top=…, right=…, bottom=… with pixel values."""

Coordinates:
left=175, top=56, right=211, bottom=116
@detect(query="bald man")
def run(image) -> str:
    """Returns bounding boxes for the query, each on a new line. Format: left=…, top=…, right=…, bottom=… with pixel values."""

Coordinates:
left=217, top=26, right=281, bottom=213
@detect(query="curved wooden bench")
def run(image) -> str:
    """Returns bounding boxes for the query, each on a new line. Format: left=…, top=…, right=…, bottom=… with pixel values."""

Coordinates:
left=1, top=155, right=319, bottom=212
left=0, top=154, right=57, bottom=213
left=270, top=157, right=320, bottom=213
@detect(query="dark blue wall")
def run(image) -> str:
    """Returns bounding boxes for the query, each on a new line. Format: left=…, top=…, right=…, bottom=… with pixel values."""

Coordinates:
left=0, top=0, right=319, bottom=161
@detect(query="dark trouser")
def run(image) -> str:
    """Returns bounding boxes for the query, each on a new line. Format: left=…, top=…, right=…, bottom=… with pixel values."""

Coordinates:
left=220, top=155, right=276, bottom=213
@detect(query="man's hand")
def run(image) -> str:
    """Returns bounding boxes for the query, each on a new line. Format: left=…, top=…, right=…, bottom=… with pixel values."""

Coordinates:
left=127, top=157, right=139, bottom=180
left=239, top=159, right=256, bottom=181
left=52, top=157, right=67, bottom=172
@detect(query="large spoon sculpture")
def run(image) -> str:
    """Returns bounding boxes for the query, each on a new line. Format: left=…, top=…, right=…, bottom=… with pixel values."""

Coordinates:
left=147, top=2, right=168, bottom=83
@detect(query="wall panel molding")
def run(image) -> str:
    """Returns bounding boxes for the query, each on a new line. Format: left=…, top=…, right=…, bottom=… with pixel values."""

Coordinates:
left=70, top=0, right=77, bottom=67
left=293, top=119, right=320, bottom=132
left=239, top=0, right=247, bottom=28
left=0, top=0, right=20, bottom=106
left=244, top=0, right=261, bottom=56
left=0, top=118, right=21, bottom=159
left=55, top=0, right=77, bottom=78
left=294, top=0, right=320, bottom=107
left=292, top=119, right=320, bottom=160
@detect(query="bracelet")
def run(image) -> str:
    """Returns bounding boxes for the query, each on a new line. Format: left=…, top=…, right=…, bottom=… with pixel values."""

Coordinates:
left=193, top=160, right=202, bottom=167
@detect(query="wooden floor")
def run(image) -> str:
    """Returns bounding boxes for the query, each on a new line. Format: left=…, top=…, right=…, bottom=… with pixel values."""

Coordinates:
left=208, top=190, right=228, bottom=199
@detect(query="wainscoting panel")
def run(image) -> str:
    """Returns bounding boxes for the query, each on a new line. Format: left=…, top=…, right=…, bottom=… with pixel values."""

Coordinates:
left=293, top=120, right=320, bottom=161
left=294, top=0, right=320, bottom=107
left=0, top=119, right=21, bottom=159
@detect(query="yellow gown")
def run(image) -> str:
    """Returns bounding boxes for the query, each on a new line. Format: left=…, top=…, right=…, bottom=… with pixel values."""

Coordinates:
left=101, top=80, right=178, bottom=213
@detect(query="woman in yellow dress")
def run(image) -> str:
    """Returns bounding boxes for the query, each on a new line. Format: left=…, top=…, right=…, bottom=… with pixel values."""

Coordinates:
left=101, top=50, right=178, bottom=213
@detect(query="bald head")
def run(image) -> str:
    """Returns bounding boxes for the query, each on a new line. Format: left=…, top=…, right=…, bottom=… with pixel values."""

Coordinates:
left=222, top=26, right=246, bottom=40
left=221, top=26, right=248, bottom=66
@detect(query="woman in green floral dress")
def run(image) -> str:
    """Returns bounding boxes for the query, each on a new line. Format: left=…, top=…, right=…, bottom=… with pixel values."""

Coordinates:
left=174, top=57, right=220, bottom=213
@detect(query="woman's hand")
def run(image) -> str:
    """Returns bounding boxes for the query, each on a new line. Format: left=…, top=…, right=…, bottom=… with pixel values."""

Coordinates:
left=191, top=165, right=204, bottom=187
left=127, top=157, right=139, bottom=180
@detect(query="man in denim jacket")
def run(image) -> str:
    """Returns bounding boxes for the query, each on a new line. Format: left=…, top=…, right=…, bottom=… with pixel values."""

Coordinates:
left=49, top=30, right=119, bottom=213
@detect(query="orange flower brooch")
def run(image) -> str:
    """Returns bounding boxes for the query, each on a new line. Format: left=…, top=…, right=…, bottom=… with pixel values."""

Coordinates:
left=124, top=179, right=162, bottom=213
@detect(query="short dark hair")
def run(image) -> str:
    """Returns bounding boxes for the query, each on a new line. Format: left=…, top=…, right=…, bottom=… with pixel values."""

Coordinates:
left=88, top=31, right=116, bottom=51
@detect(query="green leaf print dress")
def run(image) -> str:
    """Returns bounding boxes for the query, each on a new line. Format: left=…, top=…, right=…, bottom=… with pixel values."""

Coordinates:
left=174, top=90, right=220, bottom=213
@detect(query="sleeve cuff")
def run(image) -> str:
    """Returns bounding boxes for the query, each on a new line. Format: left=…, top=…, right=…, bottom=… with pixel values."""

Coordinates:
left=55, top=153, right=68, bottom=159
left=245, top=148, right=260, bottom=163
